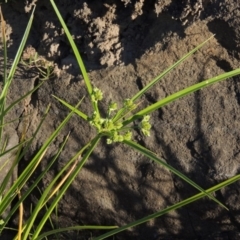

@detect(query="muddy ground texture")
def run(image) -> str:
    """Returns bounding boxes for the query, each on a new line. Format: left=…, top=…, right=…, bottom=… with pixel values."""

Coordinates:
left=1, top=0, right=240, bottom=239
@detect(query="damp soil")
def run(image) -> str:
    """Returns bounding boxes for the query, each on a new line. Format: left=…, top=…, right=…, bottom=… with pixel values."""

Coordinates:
left=1, top=0, right=240, bottom=239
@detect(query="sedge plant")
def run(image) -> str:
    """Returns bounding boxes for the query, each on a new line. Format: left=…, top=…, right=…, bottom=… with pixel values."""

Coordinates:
left=45, top=0, right=240, bottom=239
left=1, top=1, right=240, bottom=239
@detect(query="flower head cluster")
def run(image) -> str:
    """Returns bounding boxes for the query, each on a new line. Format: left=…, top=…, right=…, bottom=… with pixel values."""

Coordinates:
left=90, top=111, right=132, bottom=144
left=90, top=111, right=122, bottom=131
left=123, top=99, right=137, bottom=111
left=107, top=102, right=117, bottom=117
left=140, top=115, right=151, bottom=136
left=89, top=87, right=151, bottom=144
left=108, top=102, right=117, bottom=112
left=89, top=111, right=102, bottom=130
left=106, top=131, right=132, bottom=144
left=91, top=87, right=103, bottom=102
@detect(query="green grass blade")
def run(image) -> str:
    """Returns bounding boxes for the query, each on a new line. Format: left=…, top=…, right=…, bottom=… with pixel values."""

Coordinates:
left=0, top=103, right=50, bottom=204
left=29, top=135, right=101, bottom=239
left=0, top=5, right=35, bottom=145
left=17, top=146, right=81, bottom=238
left=112, top=36, right=214, bottom=122
left=36, top=225, right=118, bottom=240
left=94, top=174, right=240, bottom=240
left=0, top=7, right=8, bottom=144
left=53, top=95, right=88, bottom=120
left=49, top=0, right=93, bottom=97
left=0, top=133, right=70, bottom=231
left=4, top=80, right=45, bottom=115
left=0, top=105, right=49, bottom=217
left=0, top=140, right=31, bottom=195
left=123, top=68, right=240, bottom=126
left=124, top=140, right=227, bottom=209
left=0, top=139, right=29, bottom=159
left=20, top=139, right=92, bottom=239
left=0, top=7, right=7, bottom=85
left=0, top=115, right=31, bottom=128
left=6, top=6, right=35, bottom=82
left=17, top=137, right=93, bottom=240
left=131, top=35, right=214, bottom=102
left=0, top=99, right=82, bottom=216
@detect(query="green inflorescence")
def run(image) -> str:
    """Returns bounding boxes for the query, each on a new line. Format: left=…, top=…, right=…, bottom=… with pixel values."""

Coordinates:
left=89, top=88, right=151, bottom=144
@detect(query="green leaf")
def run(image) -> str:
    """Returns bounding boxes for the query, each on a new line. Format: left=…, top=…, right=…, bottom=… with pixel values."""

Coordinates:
left=36, top=225, right=118, bottom=240
left=4, top=80, right=45, bottom=115
left=0, top=99, right=83, bottom=218
left=0, top=5, right=35, bottom=146
left=0, top=7, right=7, bottom=85
left=19, top=99, right=85, bottom=240
left=131, top=35, right=215, bottom=102
left=124, top=140, right=227, bottom=210
left=49, top=0, right=93, bottom=98
left=94, top=174, right=240, bottom=240
left=123, top=68, right=240, bottom=126
left=114, top=36, right=215, bottom=122
left=53, top=95, right=88, bottom=121
left=29, top=135, right=101, bottom=239
left=1, top=130, right=69, bottom=232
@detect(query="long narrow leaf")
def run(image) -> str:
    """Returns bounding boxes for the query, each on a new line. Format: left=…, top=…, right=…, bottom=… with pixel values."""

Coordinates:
left=0, top=5, right=35, bottom=145
left=132, top=35, right=214, bottom=102
left=36, top=225, right=118, bottom=240
left=17, top=135, right=93, bottom=240
left=4, top=80, right=45, bottom=115
left=53, top=95, right=88, bottom=120
left=95, top=174, right=240, bottom=240
left=6, top=7, right=35, bottom=82
left=49, top=0, right=93, bottom=97
left=123, top=68, right=240, bottom=126
left=0, top=105, right=50, bottom=201
left=124, top=140, right=227, bottom=209
left=1, top=133, right=70, bottom=232
left=0, top=7, right=7, bottom=85
left=0, top=104, right=49, bottom=217
left=0, top=139, right=29, bottom=159
left=113, top=36, right=214, bottom=122
left=29, top=135, right=101, bottom=239
left=18, top=140, right=92, bottom=239
left=0, top=7, right=9, bottom=145
left=0, top=99, right=83, bottom=216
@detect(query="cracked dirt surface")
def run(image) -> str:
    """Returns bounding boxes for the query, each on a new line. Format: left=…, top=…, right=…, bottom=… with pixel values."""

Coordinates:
left=1, top=0, right=240, bottom=239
